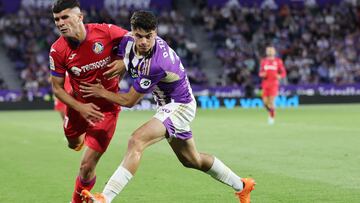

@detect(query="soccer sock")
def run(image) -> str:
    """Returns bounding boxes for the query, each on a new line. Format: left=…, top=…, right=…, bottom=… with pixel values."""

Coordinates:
left=269, top=108, right=275, bottom=118
left=206, top=157, right=244, bottom=191
left=102, top=165, right=133, bottom=203
left=72, top=175, right=96, bottom=203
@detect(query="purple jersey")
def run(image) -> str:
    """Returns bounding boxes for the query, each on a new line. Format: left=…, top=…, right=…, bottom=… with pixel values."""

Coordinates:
left=118, top=35, right=193, bottom=106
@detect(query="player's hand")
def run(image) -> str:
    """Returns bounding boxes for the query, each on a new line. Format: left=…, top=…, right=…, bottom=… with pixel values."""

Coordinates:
left=277, top=74, right=282, bottom=80
left=259, top=72, right=266, bottom=78
left=103, top=59, right=126, bottom=80
left=80, top=79, right=106, bottom=98
left=78, top=103, right=104, bottom=126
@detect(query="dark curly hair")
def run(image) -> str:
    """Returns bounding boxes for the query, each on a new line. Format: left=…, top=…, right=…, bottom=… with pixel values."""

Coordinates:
left=130, top=10, right=158, bottom=32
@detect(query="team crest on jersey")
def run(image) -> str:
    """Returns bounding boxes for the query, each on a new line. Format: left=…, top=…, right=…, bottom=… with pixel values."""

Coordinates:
left=92, top=42, right=104, bottom=54
left=140, top=78, right=151, bottom=89
left=71, top=66, right=82, bottom=76
left=49, top=56, right=55, bottom=70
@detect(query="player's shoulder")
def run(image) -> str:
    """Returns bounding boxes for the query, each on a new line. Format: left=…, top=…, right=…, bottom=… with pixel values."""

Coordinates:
left=86, top=23, right=123, bottom=32
left=50, top=36, right=68, bottom=55
left=152, top=36, right=170, bottom=60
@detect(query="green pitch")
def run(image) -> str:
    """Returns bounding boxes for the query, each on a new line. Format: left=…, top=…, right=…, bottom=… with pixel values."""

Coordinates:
left=0, top=104, right=359, bottom=203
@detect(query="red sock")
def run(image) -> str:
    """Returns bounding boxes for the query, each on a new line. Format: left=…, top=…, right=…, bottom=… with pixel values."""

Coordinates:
left=269, top=108, right=275, bottom=118
left=71, top=176, right=96, bottom=203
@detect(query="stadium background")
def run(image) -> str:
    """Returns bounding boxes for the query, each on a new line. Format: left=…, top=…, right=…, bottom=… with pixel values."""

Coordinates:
left=0, top=0, right=359, bottom=202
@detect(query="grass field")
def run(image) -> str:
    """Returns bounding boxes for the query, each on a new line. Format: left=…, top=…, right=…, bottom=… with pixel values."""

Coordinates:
left=0, top=104, right=359, bottom=203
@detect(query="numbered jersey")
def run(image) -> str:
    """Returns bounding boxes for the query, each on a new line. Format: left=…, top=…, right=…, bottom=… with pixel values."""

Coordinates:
left=118, top=35, right=193, bottom=106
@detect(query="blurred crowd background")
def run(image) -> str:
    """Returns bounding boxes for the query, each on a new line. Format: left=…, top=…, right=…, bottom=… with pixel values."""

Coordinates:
left=0, top=0, right=359, bottom=100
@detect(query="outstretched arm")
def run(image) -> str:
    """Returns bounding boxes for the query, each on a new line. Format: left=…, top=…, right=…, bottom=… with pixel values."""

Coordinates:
left=80, top=81, right=144, bottom=108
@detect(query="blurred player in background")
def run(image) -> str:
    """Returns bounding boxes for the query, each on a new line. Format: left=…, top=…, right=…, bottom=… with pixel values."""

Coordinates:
left=49, top=0, right=128, bottom=202
left=80, top=10, right=255, bottom=203
left=259, top=46, right=287, bottom=125
left=53, top=72, right=71, bottom=119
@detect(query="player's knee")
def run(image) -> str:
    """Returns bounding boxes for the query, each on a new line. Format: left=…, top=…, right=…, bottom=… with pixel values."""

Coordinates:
left=128, top=133, right=145, bottom=152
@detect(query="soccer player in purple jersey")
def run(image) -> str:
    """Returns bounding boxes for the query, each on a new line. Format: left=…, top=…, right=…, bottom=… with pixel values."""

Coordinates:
left=80, top=11, right=255, bottom=203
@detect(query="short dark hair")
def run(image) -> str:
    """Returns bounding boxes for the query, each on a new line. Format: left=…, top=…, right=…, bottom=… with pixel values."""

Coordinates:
left=130, top=10, right=158, bottom=32
left=52, top=0, right=80, bottom=13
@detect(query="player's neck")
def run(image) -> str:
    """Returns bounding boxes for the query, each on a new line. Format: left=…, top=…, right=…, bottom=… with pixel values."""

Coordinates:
left=67, top=24, right=87, bottom=43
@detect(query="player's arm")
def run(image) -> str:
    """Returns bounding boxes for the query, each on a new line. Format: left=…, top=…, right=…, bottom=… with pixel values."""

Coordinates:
left=80, top=81, right=144, bottom=108
left=51, top=76, right=104, bottom=124
left=259, top=59, right=266, bottom=78
left=278, top=59, right=287, bottom=79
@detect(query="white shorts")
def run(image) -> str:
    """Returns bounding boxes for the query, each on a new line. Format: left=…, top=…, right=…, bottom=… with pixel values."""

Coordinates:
left=154, top=99, right=196, bottom=140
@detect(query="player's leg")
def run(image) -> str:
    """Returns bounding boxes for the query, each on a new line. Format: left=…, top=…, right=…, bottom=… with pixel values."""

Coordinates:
left=84, top=118, right=167, bottom=203
left=169, top=138, right=245, bottom=190
left=267, top=87, right=278, bottom=124
left=72, top=147, right=102, bottom=203
left=66, top=133, right=85, bottom=151
left=169, top=138, right=255, bottom=203
left=72, top=111, right=119, bottom=203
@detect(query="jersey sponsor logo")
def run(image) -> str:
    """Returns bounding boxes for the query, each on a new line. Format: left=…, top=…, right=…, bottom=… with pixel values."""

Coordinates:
left=49, top=56, right=55, bottom=70
left=80, top=56, right=111, bottom=72
left=140, top=78, right=151, bottom=89
left=130, top=68, right=138, bottom=78
left=92, top=42, right=104, bottom=54
left=264, top=65, right=277, bottom=70
left=70, top=66, right=82, bottom=76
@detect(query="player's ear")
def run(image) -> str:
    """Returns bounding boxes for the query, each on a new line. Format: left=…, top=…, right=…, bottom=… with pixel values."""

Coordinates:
left=78, top=13, right=83, bottom=23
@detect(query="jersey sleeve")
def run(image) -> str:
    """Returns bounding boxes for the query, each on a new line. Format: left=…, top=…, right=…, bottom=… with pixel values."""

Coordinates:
left=132, top=64, right=166, bottom=94
left=117, top=34, right=133, bottom=59
left=278, top=59, right=287, bottom=78
left=49, top=47, right=66, bottom=78
left=107, top=24, right=128, bottom=44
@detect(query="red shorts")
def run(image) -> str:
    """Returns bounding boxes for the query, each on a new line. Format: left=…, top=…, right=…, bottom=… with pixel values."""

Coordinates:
left=64, top=107, right=120, bottom=153
left=262, top=85, right=279, bottom=97
left=54, top=98, right=67, bottom=114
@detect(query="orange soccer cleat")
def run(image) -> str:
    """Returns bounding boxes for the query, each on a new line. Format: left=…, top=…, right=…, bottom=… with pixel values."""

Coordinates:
left=235, top=178, right=256, bottom=203
left=81, top=189, right=106, bottom=203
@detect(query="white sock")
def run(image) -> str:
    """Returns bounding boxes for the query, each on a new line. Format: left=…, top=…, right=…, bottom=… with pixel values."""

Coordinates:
left=206, top=157, right=243, bottom=191
left=102, top=165, right=133, bottom=203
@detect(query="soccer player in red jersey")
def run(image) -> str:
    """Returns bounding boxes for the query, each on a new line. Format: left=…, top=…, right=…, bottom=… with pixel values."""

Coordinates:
left=49, top=1, right=128, bottom=202
left=54, top=72, right=71, bottom=119
left=259, top=46, right=287, bottom=124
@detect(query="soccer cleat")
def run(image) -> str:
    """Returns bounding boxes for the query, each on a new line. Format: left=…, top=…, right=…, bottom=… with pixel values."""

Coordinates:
left=235, top=178, right=256, bottom=203
left=81, top=190, right=106, bottom=203
left=268, top=116, right=275, bottom=125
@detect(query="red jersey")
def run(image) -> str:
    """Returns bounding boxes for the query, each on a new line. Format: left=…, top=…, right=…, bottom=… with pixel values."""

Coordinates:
left=49, top=23, right=128, bottom=112
left=64, top=72, right=72, bottom=93
left=259, top=57, right=286, bottom=86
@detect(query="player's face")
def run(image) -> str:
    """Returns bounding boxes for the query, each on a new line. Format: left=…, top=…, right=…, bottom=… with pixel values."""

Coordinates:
left=266, top=47, right=276, bottom=57
left=132, top=29, right=157, bottom=55
left=53, top=8, right=83, bottom=38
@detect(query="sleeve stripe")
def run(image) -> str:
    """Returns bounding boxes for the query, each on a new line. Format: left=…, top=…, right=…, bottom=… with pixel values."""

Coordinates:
left=51, top=71, right=65, bottom=77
